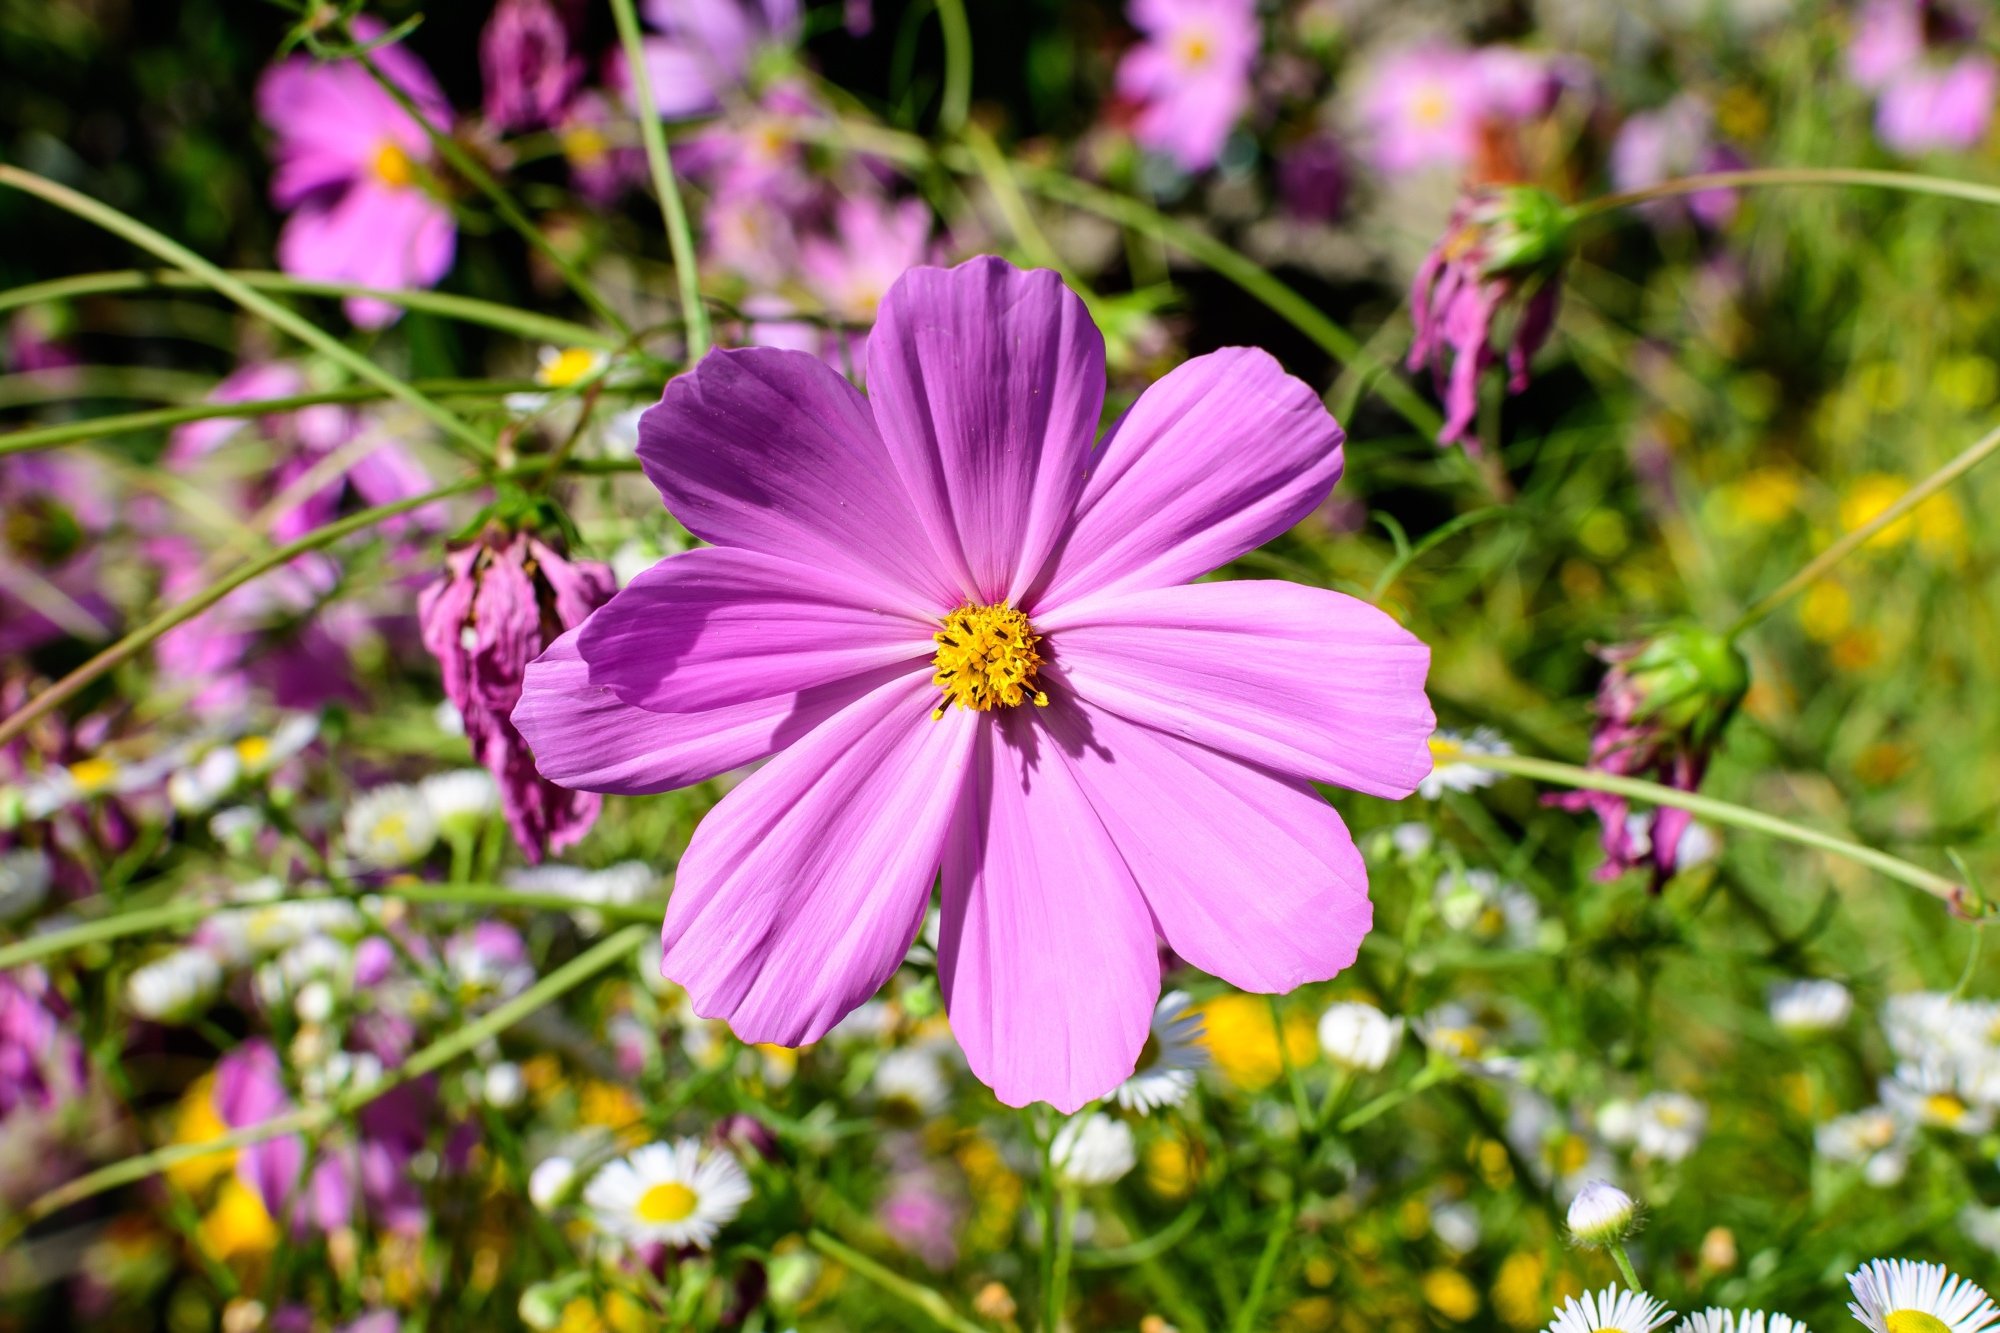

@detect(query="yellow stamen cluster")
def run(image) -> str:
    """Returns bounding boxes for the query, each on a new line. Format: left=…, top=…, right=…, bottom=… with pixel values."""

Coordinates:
left=372, top=142, right=415, bottom=189
left=931, top=604, right=1049, bottom=720
left=636, top=1182, right=697, bottom=1224
left=1887, top=1312, right=1954, bottom=1333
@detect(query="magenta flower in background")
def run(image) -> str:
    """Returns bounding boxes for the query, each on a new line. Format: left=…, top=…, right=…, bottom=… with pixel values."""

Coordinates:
left=1115, top=0, right=1260, bottom=172
left=0, top=968, right=87, bottom=1118
left=0, top=454, right=117, bottom=656
left=481, top=0, right=583, bottom=132
left=1407, top=187, right=1570, bottom=450
left=420, top=530, right=617, bottom=862
left=618, top=0, right=800, bottom=118
left=1876, top=55, right=1997, bottom=152
left=1357, top=44, right=1559, bottom=176
left=789, top=193, right=937, bottom=366
left=1847, top=0, right=1930, bottom=89
left=513, top=257, right=1434, bottom=1111
left=1610, top=96, right=1746, bottom=230
left=257, top=22, right=457, bottom=328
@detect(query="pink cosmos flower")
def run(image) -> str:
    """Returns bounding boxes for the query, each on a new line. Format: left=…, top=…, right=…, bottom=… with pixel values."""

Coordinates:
left=1115, top=0, right=1261, bottom=172
left=420, top=530, right=617, bottom=862
left=618, top=0, right=800, bottom=119
left=1357, top=44, right=1560, bottom=175
left=481, top=0, right=583, bottom=132
left=257, top=22, right=457, bottom=328
left=513, top=257, right=1435, bottom=1111
left=1610, top=96, right=1745, bottom=230
left=753, top=193, right=939, bottom=368
left=1876, top=54, right=1998, bottom=152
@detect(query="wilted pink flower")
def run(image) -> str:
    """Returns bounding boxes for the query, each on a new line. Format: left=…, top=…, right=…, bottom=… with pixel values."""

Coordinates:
left=1610, top=95, right=1746, bottom=230
left=1876, top=54, right=1997, bottom=151
left=1358, top=44, right=1557, bottom=175
left=1407, top=187, right=1569, bottom=450
left=482, top=0, right=583, bottom=132
left=1549, top=627, right=1747, bottom=887
left=1115, top=0, right=1260, bottom=171
left=513, top=257, right=1434, bottom=1110
left=256, top=21, right=457, bottom=327
left=420, top=530, right=617, bottom=862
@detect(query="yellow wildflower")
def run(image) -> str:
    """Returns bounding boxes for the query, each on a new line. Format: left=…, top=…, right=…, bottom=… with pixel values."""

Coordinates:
left=1199, top=993, right=1316, bottom=1091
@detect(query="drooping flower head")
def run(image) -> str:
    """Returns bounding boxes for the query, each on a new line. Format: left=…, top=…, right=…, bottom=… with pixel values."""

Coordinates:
left=1114, top=0, right=1261, bottom=172
left=1407, top=184, right=1571, bottom=450
left=420, top=525, right=617, bottom=862
left=1548, top=625, right=1748, bottom=887
left=481, top=0, right=584, bottom=132
left=256, top=20, right=457, bottom=327
left=513, top=256, right=1434, bottom=1110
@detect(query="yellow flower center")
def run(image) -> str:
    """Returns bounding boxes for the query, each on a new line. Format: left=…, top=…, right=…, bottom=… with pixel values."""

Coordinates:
left=1924, top=1092, right=1968, bottom=1126
left=562, top=124, right=608, bottom=166
left=234, top=735, right=271, bottom=768
left=372, top=142, right=415, bottom=189
left=1176, top=31, right=1214, bottom=69
left=539, top=347, right=602, bottom=388
left=635, top=1182, right=698, bottom=1224
left=1427, top=735, right=1461, bottom=762
left=68, top=757, right=119, bottom=794
left=930, top=604, right=1049, bottom=719
left=1887, top=1313, right=1954, bottom=1333
left=1413, top=88, right=1452, bottom=127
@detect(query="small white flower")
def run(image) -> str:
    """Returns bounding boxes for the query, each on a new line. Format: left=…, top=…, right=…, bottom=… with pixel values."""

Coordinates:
left=168, top=747, right=242, bottom=814
left=529, top=1156, right=576, bottom=1211
left=299, top=1050, right=384, bottom=1101
left=1319, top=1000, right=1403, bottom=1072
left=482, top=1061, right=526, bottom=1109
left=601, top=405, right=646, bottom=458
left=294, top=979, right=336, bottom=1025
left=208, top=805, right=262, bottom=847
left=1882, top=1062, right=1996, bottom=1136
left=1961, top=1204, right=2000, bottom=1259
left=234, top=714, right=320, bottom=777
left=1052, top=1113, right=1136, bottom=1187
left=1431, top=1200, right=1481, bottom=1254
left=1115, top=990, right=1208, bottom=1113
left=1768, top=978, right=1853, bottom=1036
left=1566, top=1179, right=1637, bottom=1247
left=1675, top=1309, right=1811, bottom=1333
left=1420, top=728, right=1509, bottom=800
left=433, top=699, right=467, bottom=737
left=0, top=847, right=51, bottom=922
left=585, top=1139, right=752, bottom=1249
left=126, top=949, right=222, bottom=1022
left=1545, top=1285, right=1673, bottom=1333
left=343, top=785, right=438, bottom=869
left=1389, top=821, right=1435, bottom=860
left=1596, top=1099, right=1639, bottom=1146
left=1847, top=1258, right=2000, bottom=1333
left=420, top=769, right=499, bottom=833
left=1632, top=1092, right=1706, bottom=1164
left=1434, top=867, right=1540, bottom=945
left=873, top=1047, right=951, bottom=1115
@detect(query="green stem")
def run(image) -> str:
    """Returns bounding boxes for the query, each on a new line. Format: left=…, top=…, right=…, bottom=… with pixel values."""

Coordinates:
left=1572, top=166, right=2000, bottom=224
left=1049, top=1183, right=1077, bottom=1332
left=0, top=379, right=560, bottom=459
left=1455, top=751, right=1971, bottom=910
left=934, top=0, right=973, bottom=136
left=0, top=166, right=494, bottom=459
left=1334, top=1061, right=1452, bottom=1134
left=0, top=884, right=661, bottom=971
left=11, top=924, right=648, bottom=1233
left=0, top=269, right=621, bottom=348
left=804, top=1231, right=989, bottom=1333
left=1731, top=419, right=2000, bottom=635
left=1269, top=995, right=1313, bottom=1129
left=1230, top=1186, right=1296, bottom=1333
left=1609, top=1242, right=1644, bottom=1294
left=335, top=26, right=631, bottom=338
left=608, top=0, right=710, bottom=363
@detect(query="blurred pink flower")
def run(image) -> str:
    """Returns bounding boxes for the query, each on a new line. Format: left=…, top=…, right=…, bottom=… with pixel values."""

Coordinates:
left=1357, top=44, right=1559, bottom=175
left=1610, top=95, right=1746, bottom=229
left=481, top=0, right=583, bottom=132
left=420, top=531, right=616, bottom=862
left=1876, top=54, right=1997, bottom=151
left=1115, top=0, right=1261, bottom=171
left=0, top=454, right=117, bottom=656
left=0, top=968, right=87, bottom=1118
left=784, top=193, right=938, bottom=366
left=615, top=0, right=801, bottom=118
left=256, top=21, right=457, bottom=327
left=514, top=257, right=1434, bottom=1110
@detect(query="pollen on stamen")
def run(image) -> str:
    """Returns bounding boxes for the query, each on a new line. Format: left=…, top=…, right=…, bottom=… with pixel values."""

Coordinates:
left=929, top=604, right=1050, bottom=719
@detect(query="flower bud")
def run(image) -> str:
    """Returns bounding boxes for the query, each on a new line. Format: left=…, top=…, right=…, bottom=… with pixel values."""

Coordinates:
left=1566, top=1179, right=1638, bottom=1248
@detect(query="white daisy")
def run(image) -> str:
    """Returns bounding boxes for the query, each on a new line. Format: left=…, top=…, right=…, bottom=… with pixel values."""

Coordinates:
left=1052, top=1113, right=1136, bottom=1187
left=1319, top=1000, right=1404, bottom=1072
left=873, top=1046, right=951, bottom=1116
left=1545, top=1285, right=1673, bottom=1333
left=1434, top=867, right=1540, bottom=946
left=1768, top=978, right=1853, bottom=1037
left=1816, top=1106, right=1910, bottom=1186
left=167, top=747, right=242, bottom=814
left=1632, top=1092, right=1707, bottom=1164
left=585, top=1139, right=753, bottom=1250
left=1847, top=1258, right=2000, bottom=1333
left=529, top=1155, right=577, bottom=1211
left=1420, top=728, right=1509, bottom=799
left=1389, top=821, right=1436, bottom=860
left=1115, top=990, right=1208, bottom=1112
left=1675, top=1309, right=1810, bottom=1333
left=1882, top=1062, right=1996, bottom=1136
left=343, top=784, right=439, bottom=869
left=420, top=769, right=499, bottom=834
left=126, top=948, right=223, bottom=1022
left=234, top=714, right=319, bottom=777
left=0, top=847, right=51, bottom=922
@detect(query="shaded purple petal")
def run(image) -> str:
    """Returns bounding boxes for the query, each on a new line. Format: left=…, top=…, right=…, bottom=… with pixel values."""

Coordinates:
left=866, top=258, right=1106, bottom=605
left=513, top=627, right=899, bottom=793
left=1039, top=580, right=1433, bottom=797
left=577, top=547, right=932, bottom=713
left=939, top=705, right=1159, bottom=1111
left=637, top=347, right=960, bottom=614
left=1028, top=347, right=1342, bottom=608
left=1059, top=697, right=1374, bottom=993
left=661, top=671, right=978, bottom=1046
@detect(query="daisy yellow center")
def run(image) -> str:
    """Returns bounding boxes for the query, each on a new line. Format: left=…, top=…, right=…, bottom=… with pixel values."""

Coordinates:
left=234, top=735, right=271, bottom=767
left=372, top=142, right=415, bottom=189
left=562, top=124, right=608, bottom=165
left=930, top=604, right=1049, bottom=719
left=1924, top=1092, right=1967, bottom=1125
left=68, top=757, right=119, bottom=793
left=635, top=1182, right=698, bottom=1224
left=539, top=347, right=600, bottom=388
left=1428, top=735, right=1463, bottom=762
left=1886, top=1313, right=1954, bottom=1333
